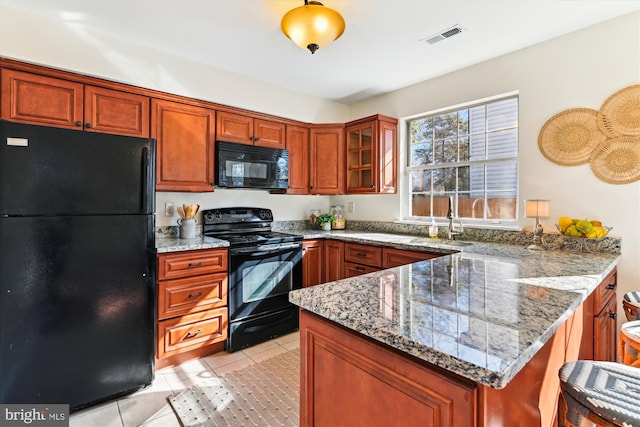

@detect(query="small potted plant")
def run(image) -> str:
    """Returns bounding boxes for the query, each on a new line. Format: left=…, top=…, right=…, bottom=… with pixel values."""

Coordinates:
left=316, top=213, right=336, bottom=231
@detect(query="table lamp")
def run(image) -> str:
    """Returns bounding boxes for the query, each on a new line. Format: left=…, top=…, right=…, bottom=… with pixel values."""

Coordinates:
left=525, top=200, right=550, bottom=250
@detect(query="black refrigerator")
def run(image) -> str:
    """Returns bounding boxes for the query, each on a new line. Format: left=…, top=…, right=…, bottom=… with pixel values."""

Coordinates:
left=0, top=120, right=156, bottom=411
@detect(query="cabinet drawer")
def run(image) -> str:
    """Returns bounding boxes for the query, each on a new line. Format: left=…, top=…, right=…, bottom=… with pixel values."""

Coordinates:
left=381, top=247, right=439, bottom=268
left=158, top=249, right=227, bottom=280
left=593, top=269, right=617, bottom=314
left=344, top=261, right=380, bottom=278
left=157, top=308, right=228, bottom=359
left=344, top=243, right=382, bottom=267
left=158, top=273, right=228, bottom=320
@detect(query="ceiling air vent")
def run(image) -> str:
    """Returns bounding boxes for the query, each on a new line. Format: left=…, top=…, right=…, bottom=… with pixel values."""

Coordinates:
left=422, top=25, right=465, bottom=45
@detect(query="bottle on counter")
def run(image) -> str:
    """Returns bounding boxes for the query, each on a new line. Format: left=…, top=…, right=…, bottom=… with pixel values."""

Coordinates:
left=429, top=217, right=438, bottom=238
left=330, top=205, right=345, bottom=230
left=309, top=209, right=321, bottom=226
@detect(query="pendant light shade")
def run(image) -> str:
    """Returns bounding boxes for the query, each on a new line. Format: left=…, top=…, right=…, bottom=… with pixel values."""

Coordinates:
left=281, top=1, right=345, bottom=54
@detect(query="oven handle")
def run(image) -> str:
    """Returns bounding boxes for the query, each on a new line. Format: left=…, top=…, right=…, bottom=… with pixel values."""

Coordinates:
left=230, top=242, right=302, bottom=255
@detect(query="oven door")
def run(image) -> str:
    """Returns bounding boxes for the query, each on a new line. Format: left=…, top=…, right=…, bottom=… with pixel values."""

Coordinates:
left=228, top=241, right=302, bottom=322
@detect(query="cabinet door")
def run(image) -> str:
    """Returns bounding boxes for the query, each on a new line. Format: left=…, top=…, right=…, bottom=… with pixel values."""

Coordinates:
left=378, top=118, right=397, bottom=193
left=323, top=240, right=344, bottom=282
left=344, top=261, right=380, bottom=278
left=84, top=85, right=150, bottom=137
left=344, top=242, right=382, bottom=267
left=346, top=121, right=376, bottom=193
left=309, top=125, right=344, bottom=194
left=286, top=125, right=310, bottom=194
left=594, top=296, right=617, bottom=362
left=216, top=111, right=253, bottom=145
left=152, top=99, right=216, bottom=192
left=254, top=119, right=286, bottom=149
left=303, top=240, right=324, bottom=287
left=345, top=115, right=397, bottom=194
left=1, top=68, right=83, bottom=130
left=381, top=247, right=440, bottom=268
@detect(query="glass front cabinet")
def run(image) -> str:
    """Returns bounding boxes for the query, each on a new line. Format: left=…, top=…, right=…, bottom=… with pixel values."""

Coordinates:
left=345, top=114, right=397, bottom=194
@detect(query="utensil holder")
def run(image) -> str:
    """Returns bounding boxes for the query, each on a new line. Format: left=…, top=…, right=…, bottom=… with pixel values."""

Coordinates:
left=178, top=218, right=197, bottom=239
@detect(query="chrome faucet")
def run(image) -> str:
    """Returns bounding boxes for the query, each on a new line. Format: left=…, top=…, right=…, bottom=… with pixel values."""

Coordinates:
left=446, top=196, right=464, bottom=240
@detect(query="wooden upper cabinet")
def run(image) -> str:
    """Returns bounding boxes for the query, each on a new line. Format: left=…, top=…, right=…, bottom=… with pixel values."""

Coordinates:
left=1, top=69, right=150, bottom=137
left=345, top=114, right=397, bottom=194
left=84, top=85, right=149, bottom=137
left=286, top=124, right=310, bottom=194
left=309, top=124, right=345, bottom=195
left=1, top=68, right=83, bottom=129
left=254, top=119, right=286, bottom=149
left=152, top=99, right=215, bottom=192
left=216, top=111, right=285, bottom=149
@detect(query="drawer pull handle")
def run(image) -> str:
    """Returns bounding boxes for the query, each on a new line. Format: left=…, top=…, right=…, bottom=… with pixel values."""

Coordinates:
left=355, top=252, right=366, bottom=257
left=355, top=266, right=365, bottom=271
left=185, top=329, right=202, bottom=339
left=609, top=312, right=617, bottom=320
left=188, top=262, right=203, bottom=267
left=606, top=283, right=616, bottom=290
left=187, top=292, right=203, bottom=299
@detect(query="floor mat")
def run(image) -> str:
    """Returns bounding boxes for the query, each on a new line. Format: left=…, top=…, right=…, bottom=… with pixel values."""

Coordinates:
left=169, top=349, right=299, bottom=427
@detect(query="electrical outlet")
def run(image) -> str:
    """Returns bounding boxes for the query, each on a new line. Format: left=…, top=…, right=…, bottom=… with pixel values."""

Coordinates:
left=348, top=202, right=355, bottom=214
left=165, top=202, right=175, bottom=216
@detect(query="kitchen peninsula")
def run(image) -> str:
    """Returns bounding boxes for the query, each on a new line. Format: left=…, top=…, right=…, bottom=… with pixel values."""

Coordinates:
left=289, top=236, right=619, bottom=427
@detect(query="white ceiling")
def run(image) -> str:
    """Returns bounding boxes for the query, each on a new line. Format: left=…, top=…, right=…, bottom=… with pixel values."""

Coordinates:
left=3, top=0, right=640, bottom=104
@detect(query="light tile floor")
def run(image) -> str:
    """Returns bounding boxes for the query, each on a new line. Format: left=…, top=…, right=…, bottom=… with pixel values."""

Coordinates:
left=69, top=332, right=300, bottom=427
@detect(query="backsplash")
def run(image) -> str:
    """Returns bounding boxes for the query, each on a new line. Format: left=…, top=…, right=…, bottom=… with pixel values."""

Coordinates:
left=271, top=219, right=621, bottom=254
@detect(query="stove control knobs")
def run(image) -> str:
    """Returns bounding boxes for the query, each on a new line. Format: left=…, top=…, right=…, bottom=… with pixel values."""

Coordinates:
left=259, top=210, right=272, bottom=220
left=204, top=210, right=222, bottom=222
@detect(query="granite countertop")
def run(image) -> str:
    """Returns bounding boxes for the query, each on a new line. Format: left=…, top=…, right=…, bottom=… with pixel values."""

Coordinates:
left=288, top=231, right=620, bottom=389
left=156, top=236, right=229, bottom=253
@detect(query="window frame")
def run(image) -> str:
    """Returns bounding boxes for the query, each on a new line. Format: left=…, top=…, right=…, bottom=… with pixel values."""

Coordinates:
left=402, top=93, right=520, bottom=226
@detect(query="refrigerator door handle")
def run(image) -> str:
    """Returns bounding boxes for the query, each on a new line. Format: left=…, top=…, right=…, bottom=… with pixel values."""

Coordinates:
left=142, top=146, right=153, bottom=213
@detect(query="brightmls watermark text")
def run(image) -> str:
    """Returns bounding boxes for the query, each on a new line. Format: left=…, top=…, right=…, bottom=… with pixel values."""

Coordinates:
left=1, top=405, right=68, bottom=426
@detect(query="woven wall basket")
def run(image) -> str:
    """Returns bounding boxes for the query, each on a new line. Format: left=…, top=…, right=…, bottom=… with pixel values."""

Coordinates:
left=538, top=108, right=608, bottom=166
left=597, top=84, right=640, bottom=137
left=589, top=136, right=640, bottom=184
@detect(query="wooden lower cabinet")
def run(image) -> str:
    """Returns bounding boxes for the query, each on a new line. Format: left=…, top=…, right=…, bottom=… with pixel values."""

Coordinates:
left=382, top=247, right=440, bottom=268
left=323, top=240, right=344, bottom=282
left=300, top=310, right=477, bottom=427
left=156, top=249, right=228, bottom=369
left=300, top=304, right=587, bottom=427
left=304, top=239, right=448, bottom=285
left=303, top=240, right=324, bottom=288
left=578, top=268, right=617, bottom=362
left=343, top=261, right=380, bottom=278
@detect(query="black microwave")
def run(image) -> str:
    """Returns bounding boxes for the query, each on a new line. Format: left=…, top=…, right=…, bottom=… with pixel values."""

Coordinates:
left=215, top=141, right=289, bottom=190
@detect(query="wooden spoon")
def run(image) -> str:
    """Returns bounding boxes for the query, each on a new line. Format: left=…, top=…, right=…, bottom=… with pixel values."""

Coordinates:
left=177, top=206, right=185, bottom=219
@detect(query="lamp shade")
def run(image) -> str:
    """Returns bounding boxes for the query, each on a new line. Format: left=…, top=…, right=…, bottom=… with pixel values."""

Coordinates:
left=281, top=1, right=345, bottom=54
left=525, top=200, right=550, bottom=218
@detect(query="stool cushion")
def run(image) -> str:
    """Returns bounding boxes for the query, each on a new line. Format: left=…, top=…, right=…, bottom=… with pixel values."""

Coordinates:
left=560, top=361, right=640, bottom=427
left=624, top=292, right=640, bottom=304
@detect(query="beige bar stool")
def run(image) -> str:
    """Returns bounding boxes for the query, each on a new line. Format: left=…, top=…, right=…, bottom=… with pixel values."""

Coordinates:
left=623, top=291, right=640, bottom=321
left=619, top=320, right=640, bottom=367
left=558, top=360, right=640, bottom=427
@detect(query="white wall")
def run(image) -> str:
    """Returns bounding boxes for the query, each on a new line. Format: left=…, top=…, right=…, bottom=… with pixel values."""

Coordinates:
left=340, top=12, right=640, bottom=324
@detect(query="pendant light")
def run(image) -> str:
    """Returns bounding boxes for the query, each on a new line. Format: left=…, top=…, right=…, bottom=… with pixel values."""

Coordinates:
left=281, top=0, right=346, bottom=54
